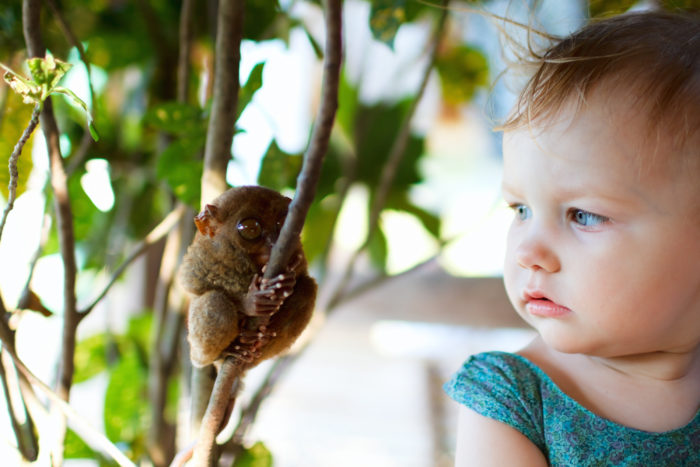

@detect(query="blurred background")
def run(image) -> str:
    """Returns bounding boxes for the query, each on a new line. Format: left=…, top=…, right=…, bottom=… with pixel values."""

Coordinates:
left=0, top=0, right=689, bottom=465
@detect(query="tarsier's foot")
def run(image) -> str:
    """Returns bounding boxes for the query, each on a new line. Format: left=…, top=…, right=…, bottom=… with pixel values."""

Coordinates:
left=244, top=269, right=297, bottom=317
left=222, top=325, right=278, bottom=364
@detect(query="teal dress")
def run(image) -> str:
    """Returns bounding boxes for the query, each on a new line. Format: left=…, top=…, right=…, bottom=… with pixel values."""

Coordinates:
left=444, top=352, right=700, bottom=466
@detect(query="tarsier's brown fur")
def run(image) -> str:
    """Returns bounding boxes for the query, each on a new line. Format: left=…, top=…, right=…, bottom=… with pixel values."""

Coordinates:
left=179, top=186, right=316, bottom=369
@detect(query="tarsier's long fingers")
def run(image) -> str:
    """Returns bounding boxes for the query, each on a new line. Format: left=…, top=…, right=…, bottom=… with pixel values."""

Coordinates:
left=244, top=269, right=297, bottom=316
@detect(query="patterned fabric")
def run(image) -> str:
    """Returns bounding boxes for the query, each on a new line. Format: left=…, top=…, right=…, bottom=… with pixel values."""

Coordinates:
left=444, top=352, right=700, bottom=466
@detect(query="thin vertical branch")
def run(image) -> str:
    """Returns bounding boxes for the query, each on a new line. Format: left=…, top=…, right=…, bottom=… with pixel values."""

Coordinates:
left=23, top=1, right=79, bottom=463
left=326, top=1, right=449, bottom=310
left=200, top=0, right=244, bottom=204
left=190, top=0, right=246, bottom=452
left=0, top=352, right=38, bottom=461
left=193, top=0, right=343, bottom=462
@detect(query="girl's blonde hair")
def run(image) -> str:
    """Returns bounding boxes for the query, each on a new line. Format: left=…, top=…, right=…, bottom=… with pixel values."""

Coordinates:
left=501, top=10, right=700, bottom=149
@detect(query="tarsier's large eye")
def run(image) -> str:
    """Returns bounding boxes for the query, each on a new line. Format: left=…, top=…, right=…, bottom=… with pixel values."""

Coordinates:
left=237, top=218, right=262, bottom=240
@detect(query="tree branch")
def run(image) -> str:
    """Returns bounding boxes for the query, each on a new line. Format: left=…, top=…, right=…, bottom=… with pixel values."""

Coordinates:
left=200, top=0, right=244, bottom=204
left=326, top=2, right=449, bottom=310
left=189, top=0, right=246, bottom=450
left=79, top=204, right=186, bottom=316
left=229, top=3, right=450, bottom=444
left=23, top=2, right=80, bottom=462
left=192, top=0, right=343, bottom=462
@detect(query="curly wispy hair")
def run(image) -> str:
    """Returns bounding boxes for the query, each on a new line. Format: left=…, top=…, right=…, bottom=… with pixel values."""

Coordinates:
left=501, top=10, right=700, bottom=151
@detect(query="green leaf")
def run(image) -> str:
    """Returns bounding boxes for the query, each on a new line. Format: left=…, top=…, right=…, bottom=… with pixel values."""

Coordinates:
left=238, top=62, right=265, bottom=119
left=243, top=0, right=280, bottom=41
left=370, top=0, right=407, bottom=49
left=145, top=102, right=206, bottom=136
left=64, top=428, right=96, bottom=459
left=52, top=86, right=99, bottom=141
left=104, top=344, right=148, bottom=459
left=354, top=100, right=425, bottom=191
left=367, top=224, right=388, bottom=271
left=0, top=92, right=35, bottom=200
left=1, top=64, right=42, bottom=105
left=156, top=136, right=205, bottom=209
left=233, top=441, right=273, bottom=467
left=257, top=140, right=302, bottom=191
left=301, top=197, right=338, bottom=265
left=26, top=54, right=72, bottom=91
left=386, top=192, right=441, bottom=239
left=588, top=0, right=638, bottom=17
left=336, top=69, right=358, bottom=139
left=126, top=312, right=153, bottom=358
left=435, top=45, right=489, bottom=105
left=73, top=333, right=110, bottom=383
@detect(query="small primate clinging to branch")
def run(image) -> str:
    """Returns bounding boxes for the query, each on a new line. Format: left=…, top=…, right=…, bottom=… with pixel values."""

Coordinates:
left=179, top=186, right=316, bottom=370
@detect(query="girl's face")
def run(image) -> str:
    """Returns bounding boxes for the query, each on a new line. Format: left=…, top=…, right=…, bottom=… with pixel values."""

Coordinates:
left=501, top=98, right=700, bottom=358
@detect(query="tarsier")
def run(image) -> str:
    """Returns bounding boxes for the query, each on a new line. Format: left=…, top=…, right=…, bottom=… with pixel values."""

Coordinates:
left=179, top=186, right=317, bottom=370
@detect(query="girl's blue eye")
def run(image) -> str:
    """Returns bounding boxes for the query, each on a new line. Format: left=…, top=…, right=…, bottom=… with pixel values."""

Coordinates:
left=572, top=209, right=607, bottom=227
left=511, top=204, right=531, bottom=221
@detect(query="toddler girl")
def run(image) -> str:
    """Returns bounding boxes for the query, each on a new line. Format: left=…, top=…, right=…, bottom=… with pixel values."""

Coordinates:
left=445, top=10, right=700, bottom=466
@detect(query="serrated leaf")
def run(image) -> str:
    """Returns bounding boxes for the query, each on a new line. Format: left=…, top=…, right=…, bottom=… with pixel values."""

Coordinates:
left=233, top=441, right=273, bottom=467
left=257, top=140, right=302, bottom=191
left=370, top=0, right=407, bottom=49
left=2, top=65, right=42, bottom=105
left=26, top=55, right=72, bottom=90
left=73, top=333, right=109, bottom=383
left=156, top=136, right=204, bottom=209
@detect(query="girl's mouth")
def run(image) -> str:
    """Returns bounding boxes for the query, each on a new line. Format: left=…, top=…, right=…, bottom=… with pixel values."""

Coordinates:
left=525, top=297, right=571, bottom=318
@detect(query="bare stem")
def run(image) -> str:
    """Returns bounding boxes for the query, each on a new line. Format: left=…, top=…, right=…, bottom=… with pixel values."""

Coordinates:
left=200, top=0, right=244, bottom=204
left=191, top=356, right=239, bottom=466
left=0, top=104, right=40, bottom=246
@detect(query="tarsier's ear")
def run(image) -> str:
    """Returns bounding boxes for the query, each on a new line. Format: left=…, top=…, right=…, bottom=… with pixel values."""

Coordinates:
left=194, top=204, right=220, bottom=237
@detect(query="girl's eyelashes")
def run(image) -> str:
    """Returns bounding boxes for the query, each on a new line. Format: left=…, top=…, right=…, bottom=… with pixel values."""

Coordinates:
left=506, top=203, right=609, bottom=228
left=508, top=203, right=532, bottom=221
left=569, top=208, right=609, bottom=227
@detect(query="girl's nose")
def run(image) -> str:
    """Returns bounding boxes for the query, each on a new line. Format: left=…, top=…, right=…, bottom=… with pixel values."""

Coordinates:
left=514, top=232, right=561, bottom=273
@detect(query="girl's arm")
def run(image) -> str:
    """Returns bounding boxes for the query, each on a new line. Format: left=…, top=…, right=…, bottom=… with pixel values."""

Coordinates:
left=455, top=406, right=548, bottom=466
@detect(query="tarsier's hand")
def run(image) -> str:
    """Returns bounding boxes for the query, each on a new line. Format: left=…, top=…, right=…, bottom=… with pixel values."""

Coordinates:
left=244, top=270, right=296, bottom=317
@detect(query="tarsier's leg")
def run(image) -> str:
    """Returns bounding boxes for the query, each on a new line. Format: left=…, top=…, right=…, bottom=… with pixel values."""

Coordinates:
left=223, top=265, right=298, bottom=360
left=187, top=291, right=240, bottom=367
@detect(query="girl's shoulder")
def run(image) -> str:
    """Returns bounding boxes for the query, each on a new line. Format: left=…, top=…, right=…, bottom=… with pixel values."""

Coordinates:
left=444, top=351, right=700, bottom=465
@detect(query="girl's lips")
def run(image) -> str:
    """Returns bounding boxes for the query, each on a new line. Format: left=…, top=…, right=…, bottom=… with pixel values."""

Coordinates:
left=525, top=298, right=571, bottom=318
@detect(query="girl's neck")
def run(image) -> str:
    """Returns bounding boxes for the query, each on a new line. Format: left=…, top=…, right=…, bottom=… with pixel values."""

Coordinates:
left=590, top=348, right=700, bottom=382
left=520, top=338, right=700, bottom=432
